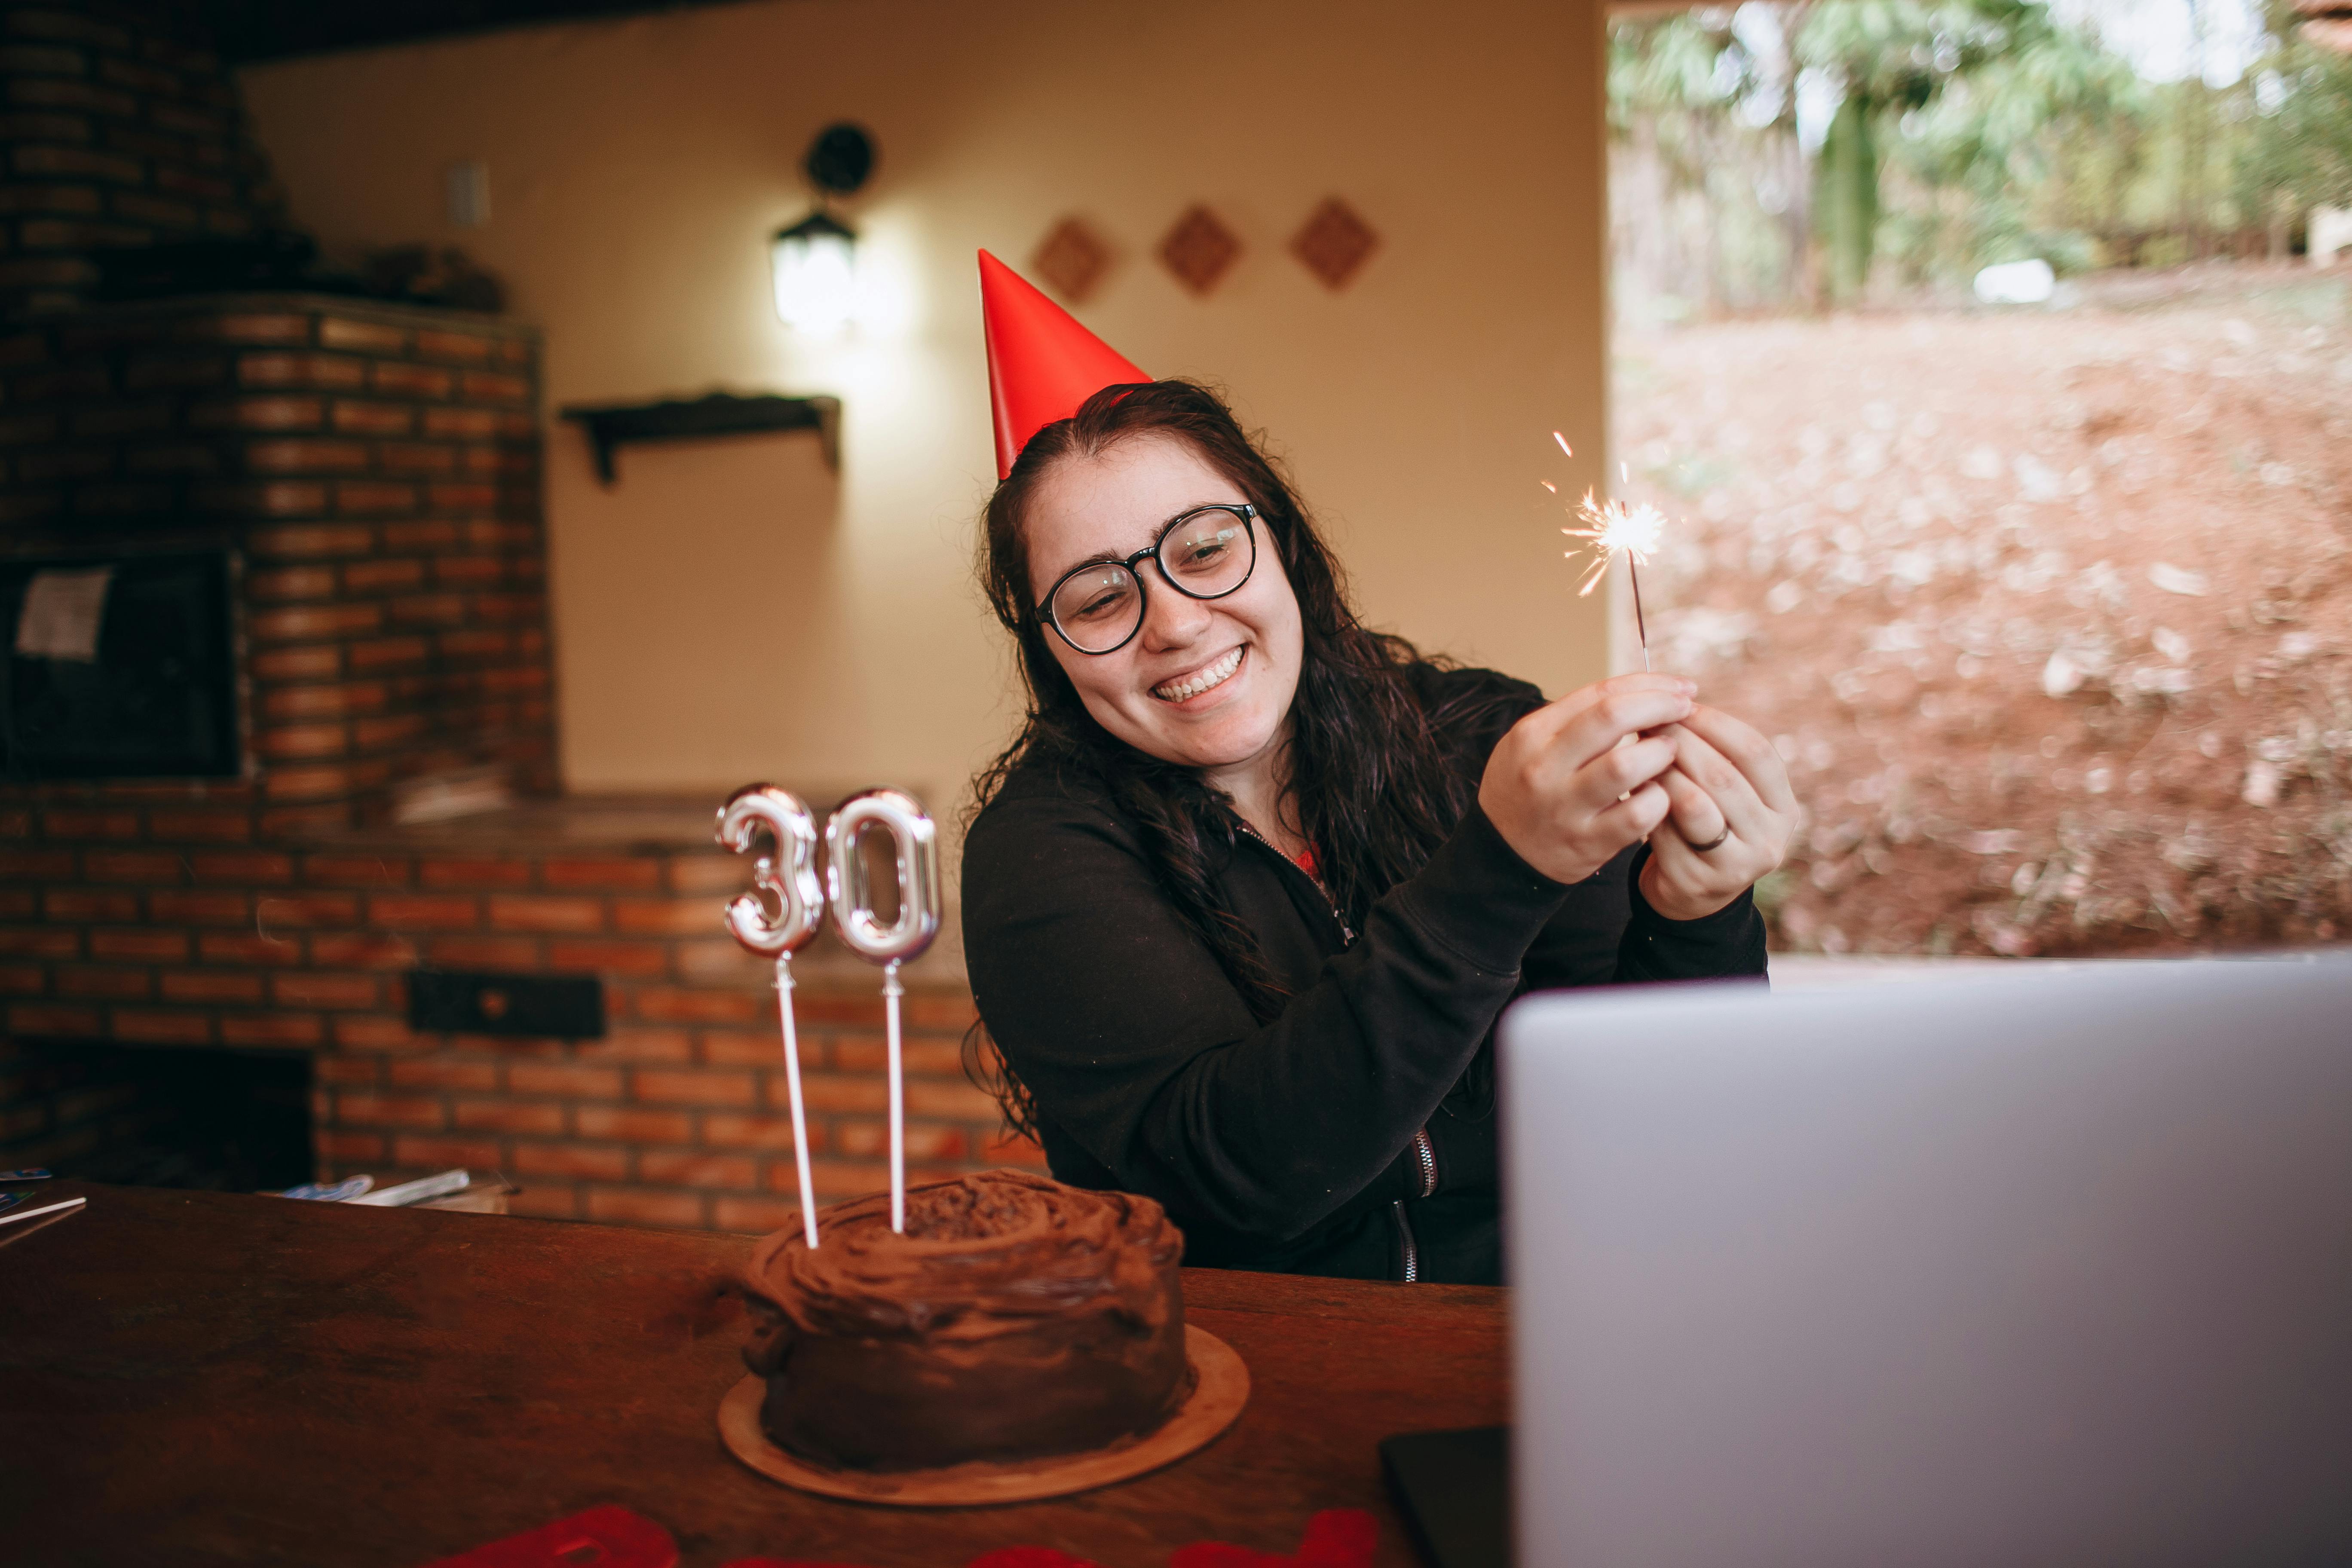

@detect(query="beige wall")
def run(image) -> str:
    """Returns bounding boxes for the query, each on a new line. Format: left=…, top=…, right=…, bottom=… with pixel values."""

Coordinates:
left=240, top=0, right=1612, bottom=815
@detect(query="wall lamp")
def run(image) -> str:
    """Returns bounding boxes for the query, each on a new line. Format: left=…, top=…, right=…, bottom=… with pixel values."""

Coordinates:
left=772, top=122, right=875, bottom=333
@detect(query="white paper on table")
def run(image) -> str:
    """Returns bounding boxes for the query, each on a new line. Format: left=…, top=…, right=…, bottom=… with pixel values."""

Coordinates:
left=14, top=566, right=113, bottom=662
left=344, top=1168, right=470, bottom=1207
left=0, top=1194, right=85, bottom=1228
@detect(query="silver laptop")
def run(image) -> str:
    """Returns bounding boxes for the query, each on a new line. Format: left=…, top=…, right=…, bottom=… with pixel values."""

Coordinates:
left=1500, top=956, right=2352, bottom=1568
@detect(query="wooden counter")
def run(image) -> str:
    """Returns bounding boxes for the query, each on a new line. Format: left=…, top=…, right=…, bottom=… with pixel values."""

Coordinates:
left=0, top=1183, right=1505, bottom=1567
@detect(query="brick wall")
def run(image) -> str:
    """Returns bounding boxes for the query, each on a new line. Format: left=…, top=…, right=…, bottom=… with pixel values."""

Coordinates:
left=0, top=2, right=288, bottom=316
left=0, top=806, right=1030, bottom=1227
left=292, top=834, right=1025, bottom=1229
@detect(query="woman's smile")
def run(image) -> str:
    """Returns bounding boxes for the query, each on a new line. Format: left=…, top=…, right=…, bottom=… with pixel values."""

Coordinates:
left=1152, top=644, right=1246, bottom=706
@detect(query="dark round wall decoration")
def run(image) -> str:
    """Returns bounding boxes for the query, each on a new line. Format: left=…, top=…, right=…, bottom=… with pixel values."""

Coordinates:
left=804, top=123, right=876, bottom=197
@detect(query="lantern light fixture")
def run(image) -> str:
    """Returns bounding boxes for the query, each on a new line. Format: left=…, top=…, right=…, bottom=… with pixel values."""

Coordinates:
left=772, top=122, right=875, bottom=333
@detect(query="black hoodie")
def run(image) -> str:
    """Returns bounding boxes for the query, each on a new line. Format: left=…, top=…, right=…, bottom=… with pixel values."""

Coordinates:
left=960, top=662, right=1767, bottom=1284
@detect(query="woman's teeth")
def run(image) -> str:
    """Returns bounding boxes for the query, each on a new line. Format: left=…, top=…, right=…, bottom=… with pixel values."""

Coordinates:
left=1154, top=646, right=1243, bottom=702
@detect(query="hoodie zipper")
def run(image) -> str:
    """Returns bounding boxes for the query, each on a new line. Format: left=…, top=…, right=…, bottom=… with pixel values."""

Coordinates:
left=1392, top=1127, right=1439, bottom=1284
left=1383, top=1128, right=1439, bottom=1288
left=1236, top=819, right=1436, bottom=1281
left=1391, top=1201, right=1420, bottom=1283
left=1233, top=818, right=1355, bottom=946
left=1410, top=1127, right=1438, bottom=1196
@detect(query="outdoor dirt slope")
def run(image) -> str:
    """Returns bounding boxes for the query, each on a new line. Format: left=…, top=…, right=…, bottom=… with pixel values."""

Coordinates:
left=1612, top=262, right=2352, bottom=956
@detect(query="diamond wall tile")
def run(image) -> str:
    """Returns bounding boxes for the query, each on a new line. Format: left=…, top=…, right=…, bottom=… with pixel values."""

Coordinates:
left=1291, top=197, right=1379, bottom=291
left=1158, top=205, right=1241, bottom=297
left=1032, top=216, right=1112, bottom=304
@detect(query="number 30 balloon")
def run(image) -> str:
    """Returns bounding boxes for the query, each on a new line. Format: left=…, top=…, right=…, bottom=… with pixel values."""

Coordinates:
left=718, top=784, right=943, bottom=1239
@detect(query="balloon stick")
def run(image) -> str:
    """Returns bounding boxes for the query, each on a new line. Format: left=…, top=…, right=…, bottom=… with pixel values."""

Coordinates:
left=882, top=960, right=906, bottom=1232
left=772, top=956, right=819, bottom=1250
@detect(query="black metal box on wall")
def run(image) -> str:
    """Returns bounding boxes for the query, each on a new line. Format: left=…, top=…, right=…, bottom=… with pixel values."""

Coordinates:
left=407, top=970, right=607, bottom=1040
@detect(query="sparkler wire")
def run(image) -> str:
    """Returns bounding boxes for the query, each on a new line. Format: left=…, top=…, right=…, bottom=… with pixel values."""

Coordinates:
left=1629, top=559, right=1651, bottom=673
left=1562, top=488, right=1664, bottom=671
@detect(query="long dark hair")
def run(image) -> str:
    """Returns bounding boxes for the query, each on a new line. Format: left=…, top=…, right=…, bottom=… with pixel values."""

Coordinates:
left=964, top=380, right=1514, bottom=1139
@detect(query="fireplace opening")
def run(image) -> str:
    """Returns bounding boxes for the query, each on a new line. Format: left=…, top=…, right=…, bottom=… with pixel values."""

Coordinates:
left=2, top=551, right=240, bottom=783
left=1, top=1043, right=312, bottom=1193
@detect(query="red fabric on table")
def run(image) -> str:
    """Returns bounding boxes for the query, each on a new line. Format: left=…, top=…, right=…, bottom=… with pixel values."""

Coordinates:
left=726, top=1549, right=1100, bottom=1568
left=420, top=1504, right=677, bottom=1568
left=1167, top=1510, right=1378, bottom=1568
left=726, top=1552, right=1099, bottom=1568
left=432, top=1504, right=1377, bottom=1568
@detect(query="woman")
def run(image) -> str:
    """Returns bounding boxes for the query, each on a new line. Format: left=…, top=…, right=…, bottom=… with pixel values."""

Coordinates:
left=960, top=269, right=1794, bottom=1284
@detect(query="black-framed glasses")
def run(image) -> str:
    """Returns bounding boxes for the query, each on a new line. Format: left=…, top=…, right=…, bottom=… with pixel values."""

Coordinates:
left=1037, top=503, right=1259, bottom=655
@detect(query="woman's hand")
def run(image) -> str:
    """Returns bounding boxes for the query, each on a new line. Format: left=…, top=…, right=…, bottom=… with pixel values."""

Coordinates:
left=1641, top=704, right=1797, bottom=921
left=1479, top=673, right=1695, bottom=885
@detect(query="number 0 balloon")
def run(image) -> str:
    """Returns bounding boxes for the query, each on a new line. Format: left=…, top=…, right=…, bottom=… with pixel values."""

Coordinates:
left=825, top=788, right=942, bottom=1234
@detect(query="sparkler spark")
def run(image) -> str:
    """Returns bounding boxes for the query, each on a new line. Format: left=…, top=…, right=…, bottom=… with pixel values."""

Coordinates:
left=1543, top=433, right=1673, bottom=671
left=1563, top=490, right=1666, bottom=598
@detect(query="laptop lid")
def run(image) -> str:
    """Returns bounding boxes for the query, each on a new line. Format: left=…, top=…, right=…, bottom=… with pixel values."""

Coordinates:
left=1501, top=956, right=2352, bottom=1568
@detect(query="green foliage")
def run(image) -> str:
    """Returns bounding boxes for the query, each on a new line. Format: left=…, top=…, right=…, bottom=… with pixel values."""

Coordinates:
left=1611, top=0, right=2346, bottom=312
left=1875, top=10, right=2141, bottom=283
left=1798, top=0, right=2121, bottom=294
left=1608, top=9, right=1767, bottom=188
left=1608, top=7, right=1804, bottom=318
left=1794, top=0, right=2027, bottom=109
left=2239, top=42, right=2352, bottom=213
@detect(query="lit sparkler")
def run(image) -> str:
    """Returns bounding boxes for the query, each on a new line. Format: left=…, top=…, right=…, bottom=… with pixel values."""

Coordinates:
left=1547, top=435, right=1669, bottom=670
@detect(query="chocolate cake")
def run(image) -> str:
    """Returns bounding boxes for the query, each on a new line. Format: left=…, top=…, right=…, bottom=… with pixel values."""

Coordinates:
left=740, top=1169, right=1190, bottom=1472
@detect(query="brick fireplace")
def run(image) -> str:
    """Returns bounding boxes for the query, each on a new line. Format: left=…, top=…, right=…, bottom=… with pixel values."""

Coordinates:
left=0, top=2, right=1018, bottom=1227
left=0, top=293, right=554, bottom=815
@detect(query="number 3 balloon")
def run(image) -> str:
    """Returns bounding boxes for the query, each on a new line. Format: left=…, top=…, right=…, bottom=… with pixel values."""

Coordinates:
left=716, top=786, right=824, bottom=958
left=715, top=785, right=825, bottom=1248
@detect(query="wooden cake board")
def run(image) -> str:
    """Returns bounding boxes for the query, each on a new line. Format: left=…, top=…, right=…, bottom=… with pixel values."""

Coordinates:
left=717, top=1323, right=1250, bottom=1507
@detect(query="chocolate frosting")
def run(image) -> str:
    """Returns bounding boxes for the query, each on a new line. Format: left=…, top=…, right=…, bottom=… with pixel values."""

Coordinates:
left=740, top=1169, right=1188, bottom=1471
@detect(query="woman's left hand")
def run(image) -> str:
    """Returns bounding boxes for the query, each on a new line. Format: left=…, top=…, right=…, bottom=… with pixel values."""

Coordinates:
left=1640, top=704, right=1797, bottom=922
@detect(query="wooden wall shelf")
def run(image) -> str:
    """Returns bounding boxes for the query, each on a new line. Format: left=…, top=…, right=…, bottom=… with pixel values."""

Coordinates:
left=559, top=392, right=840, bottom=483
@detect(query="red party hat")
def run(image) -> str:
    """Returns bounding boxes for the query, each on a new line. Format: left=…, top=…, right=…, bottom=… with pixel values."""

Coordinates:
left=980, top=250, right=1148, bottom=479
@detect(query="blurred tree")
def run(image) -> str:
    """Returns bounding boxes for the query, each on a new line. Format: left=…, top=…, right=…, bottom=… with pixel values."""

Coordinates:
left=2237, top=5, right=2352, bottom=218
left=1609, top=0, right=2290, bottom=312
left=1816, top=97, right=1881, bottom=296
left=1880, top=6, right=2142, bottom=281
left=1609, top=8, right=1772, bottom=315
left=1794, top=0, right=2078, bottom=297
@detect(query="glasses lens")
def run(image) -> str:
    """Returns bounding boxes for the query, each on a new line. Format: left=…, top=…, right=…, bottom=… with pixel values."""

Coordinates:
left=1159, top=508, right=1253, bottom=598
left=1049, top=563, right=1142, bottom=652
